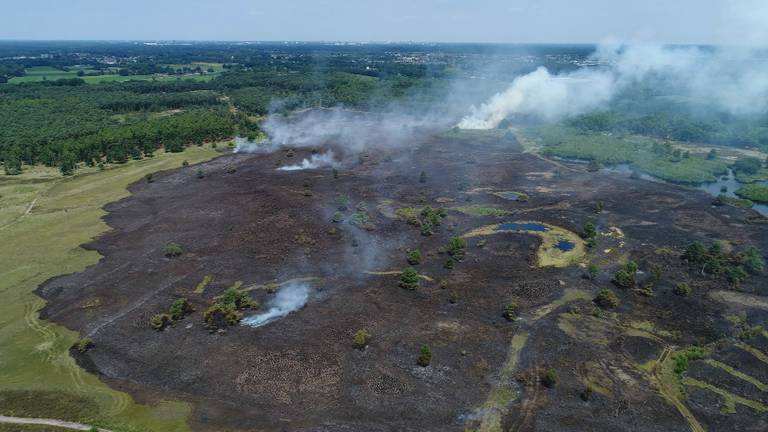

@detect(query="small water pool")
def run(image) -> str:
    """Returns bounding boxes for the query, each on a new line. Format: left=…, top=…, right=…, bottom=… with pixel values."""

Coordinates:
left=555, top=239, right=575, bottom=251
left=497, top=222, right=548, bottom=232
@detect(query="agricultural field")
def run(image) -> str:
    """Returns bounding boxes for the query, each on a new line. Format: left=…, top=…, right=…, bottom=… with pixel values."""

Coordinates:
left=8, top=64, right=223, bottom=84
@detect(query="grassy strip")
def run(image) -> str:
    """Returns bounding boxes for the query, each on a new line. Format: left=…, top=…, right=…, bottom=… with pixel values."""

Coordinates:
left=704, top=359, right=768, bottom=391
left=735, top=184, right=768, bottom=203
left=451, top=206, right=512, bottom=217
left=0, top=144, right=219, bottom=431
left=684, top=378, right=768, bottom=414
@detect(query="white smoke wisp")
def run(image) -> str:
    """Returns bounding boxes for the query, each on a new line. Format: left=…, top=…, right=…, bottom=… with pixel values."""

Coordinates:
left=277, top=150, right=339, bottom=171
left=241, top=282, right=310, bottom=328
left=233, top=136, right=267, bottom=153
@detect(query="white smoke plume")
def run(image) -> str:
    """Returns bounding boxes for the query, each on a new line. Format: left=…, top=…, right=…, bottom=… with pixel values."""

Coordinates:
left=241, top=282, right=310, bottom=328
left=277, top=150, right=339, bottom=171
left=260, top=107, right=448, bottom=153
left=459, top=1, right=768, bottom=129
left=458, top=44, right=768, bottom=129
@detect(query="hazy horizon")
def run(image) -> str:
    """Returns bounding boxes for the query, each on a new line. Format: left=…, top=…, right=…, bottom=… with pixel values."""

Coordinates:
left=1, top=0, right=762, bottom=45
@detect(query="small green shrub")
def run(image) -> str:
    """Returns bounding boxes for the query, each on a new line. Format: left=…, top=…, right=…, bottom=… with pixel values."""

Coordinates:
left=196, top=168, right=205, bottom=179
left=541, top=368, right=558, bottom=388
left=75, top=338, right=94, bottom=353
left=580, top=384, right=594, bottom=401
left=332, top=211, right=344, bottom=223
left=417, top=344, right=432, bottom=367
left=448, top=237, right=466, bottom=260
left=150, top=313, right=173, bottom=331
left=613, top=261, right=637, bottom=288
left=399, top=267, right=420, bottom=290
left=502, top=303, right=518, bottom=321
left=182, top=160, right=189, bottom=167
left=163, top=242, right=183, bottom=258
left=169, top=298, right=194, bottom=320
left=582, top=222, right=597, bottom=239
left=594, top=289, right=619, bottom=309
left=407, top=250, right=422, bottom=265
left=352, top=329, right=371, bottom=350
left=444, top=258, right=455, bottom=269
left=586, top=262, right=599, bottom=280
left=673, top=282, right=691, bottom=297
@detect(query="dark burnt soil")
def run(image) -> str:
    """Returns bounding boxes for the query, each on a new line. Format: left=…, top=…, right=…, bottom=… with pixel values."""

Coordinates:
left=38, top=132, right=768, bottom=431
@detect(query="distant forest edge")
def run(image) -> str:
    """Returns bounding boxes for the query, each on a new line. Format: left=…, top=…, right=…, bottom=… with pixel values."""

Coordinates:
left=1, top=41, right=767, bottom=175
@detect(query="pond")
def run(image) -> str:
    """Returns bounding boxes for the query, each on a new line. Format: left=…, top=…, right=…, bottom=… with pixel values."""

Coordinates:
left=605, top=165, right=768, bottom=216
left=497, top=222, right=548, bottom=232
left=695, top=169, right=768, bottom=216
left=555, top=238, right=575, bottom=252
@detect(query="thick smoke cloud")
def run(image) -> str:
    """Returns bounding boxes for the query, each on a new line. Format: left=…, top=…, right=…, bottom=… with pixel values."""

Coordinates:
left=459, top=1, right=768, bottom=129
left=458, top=44, right=768, bottom=129
left=235, top=107, right=453, bottom=154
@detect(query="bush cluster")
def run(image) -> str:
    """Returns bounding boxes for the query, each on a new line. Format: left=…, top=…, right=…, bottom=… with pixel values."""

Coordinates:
left=163, top=242, right=183, bottom=258
left=613, top=261, right=638, bottom=288
left=203, top=286, right=260, bottom=329
left=352, top=329, right=371, bottom=350
left=448, top=237, right=466, bottom=261
left=399, top=267, right=420, bottom=290
left=682, top=241, right=763, bottom=285
left=417, top=344, right=432, bottom=367
left=151, top=297, right=194, bottom=330
left=594, top=289, right=619, bottom=309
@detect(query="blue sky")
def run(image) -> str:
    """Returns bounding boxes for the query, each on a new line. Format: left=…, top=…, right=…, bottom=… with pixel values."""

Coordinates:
left=0, top=0, right=735, bottom=43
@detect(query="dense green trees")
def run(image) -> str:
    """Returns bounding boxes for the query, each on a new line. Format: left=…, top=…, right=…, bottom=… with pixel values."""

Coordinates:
left=682, top=241, right=764, bottom=285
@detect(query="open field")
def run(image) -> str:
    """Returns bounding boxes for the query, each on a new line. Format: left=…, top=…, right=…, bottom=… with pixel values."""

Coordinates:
left=7, top=66, right=221, bottom=84
left=0, top=145, right=220, bottom=432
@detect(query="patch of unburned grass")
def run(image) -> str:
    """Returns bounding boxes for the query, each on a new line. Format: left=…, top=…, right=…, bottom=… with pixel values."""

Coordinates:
left=0, top=144, right=219, bottom=431
left=451, top=205, right=511, bottom=217
left=364, top=270, right=434, bottom=282
left=472, top=332, right=528, bottom=432
left=530, top=289, right=591, bottom=321
left=462, top=221, right=586, bottom=268
left=193, top=274, right=214, bottom=295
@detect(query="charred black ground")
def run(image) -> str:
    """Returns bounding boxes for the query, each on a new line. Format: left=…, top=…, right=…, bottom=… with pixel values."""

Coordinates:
left=38, top=131, right=768, bottom=431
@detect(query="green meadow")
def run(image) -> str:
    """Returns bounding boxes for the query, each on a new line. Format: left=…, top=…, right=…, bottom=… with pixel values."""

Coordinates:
left=0, top=145, right=219, bottom=431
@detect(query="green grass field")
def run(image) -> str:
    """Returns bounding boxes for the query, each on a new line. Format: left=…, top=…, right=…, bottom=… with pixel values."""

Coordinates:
left=528, top=126, right=730, bottom=183
left=736, top=184, right=768, bottom=203
left=0, top=145, right=220, bottom=431
left=8, top=65, right=222, bottom=84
